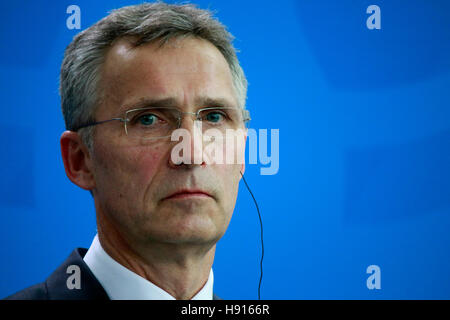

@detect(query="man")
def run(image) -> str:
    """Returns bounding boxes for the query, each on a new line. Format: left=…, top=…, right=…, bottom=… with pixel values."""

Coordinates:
left=6, top=2, right=249, bottom=300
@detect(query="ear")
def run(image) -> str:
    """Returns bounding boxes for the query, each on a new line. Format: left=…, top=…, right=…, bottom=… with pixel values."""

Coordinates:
left=60, top=131, right=96, bottom=190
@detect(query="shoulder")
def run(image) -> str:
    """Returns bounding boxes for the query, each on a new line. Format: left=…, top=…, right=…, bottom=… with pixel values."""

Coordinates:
left=4, top=282, right=48, bottom=300
left=3, top=248, right=109, bottom=300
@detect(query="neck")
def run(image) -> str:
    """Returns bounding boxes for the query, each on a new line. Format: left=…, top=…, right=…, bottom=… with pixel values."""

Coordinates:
left=96, top=215, right=216, bottom=300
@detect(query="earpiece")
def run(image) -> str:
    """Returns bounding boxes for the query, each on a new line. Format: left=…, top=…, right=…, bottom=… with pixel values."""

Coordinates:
left=240, top=171, right=264, bottom=300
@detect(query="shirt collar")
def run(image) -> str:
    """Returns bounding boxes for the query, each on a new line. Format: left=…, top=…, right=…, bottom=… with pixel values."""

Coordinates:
left=83, top=234, right=214, bottom=300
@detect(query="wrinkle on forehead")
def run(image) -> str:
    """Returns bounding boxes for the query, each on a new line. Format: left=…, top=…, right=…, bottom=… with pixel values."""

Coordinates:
left=98, top=36, right=237, bottom=117
left=105, top=36, right=229, bottom=76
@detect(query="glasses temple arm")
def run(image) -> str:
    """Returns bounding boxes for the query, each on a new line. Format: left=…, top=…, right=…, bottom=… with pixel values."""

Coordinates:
left=72, top=118, right=126, bottom=131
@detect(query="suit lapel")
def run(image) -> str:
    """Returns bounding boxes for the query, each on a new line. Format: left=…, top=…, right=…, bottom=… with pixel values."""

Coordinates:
left=45, top=248, right=109, bottom=300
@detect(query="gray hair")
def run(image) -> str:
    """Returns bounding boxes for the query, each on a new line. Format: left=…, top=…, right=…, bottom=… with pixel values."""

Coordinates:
left=60, top=1, right=248, bottom=150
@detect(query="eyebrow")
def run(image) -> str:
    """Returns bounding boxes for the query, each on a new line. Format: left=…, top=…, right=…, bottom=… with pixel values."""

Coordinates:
left=122, top=97, right=178, bottom=111
left=121, top=96, right=236, bottom=112
left=194, top=96, right=236, bottom=109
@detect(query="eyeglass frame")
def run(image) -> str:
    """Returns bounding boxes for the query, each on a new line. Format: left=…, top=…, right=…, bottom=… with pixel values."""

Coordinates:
left=72, top=106, right=251, bottom=139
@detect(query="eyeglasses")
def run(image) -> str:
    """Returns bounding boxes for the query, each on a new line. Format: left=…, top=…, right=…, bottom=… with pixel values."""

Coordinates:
left=73, top=106, right=251, bottom=140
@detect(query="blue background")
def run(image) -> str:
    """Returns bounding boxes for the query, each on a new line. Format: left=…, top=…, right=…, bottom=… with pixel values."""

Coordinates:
left=1, top=0, right=449, bottom=299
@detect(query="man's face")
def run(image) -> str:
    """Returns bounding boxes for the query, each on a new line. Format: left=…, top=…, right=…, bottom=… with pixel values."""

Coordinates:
left=89, top=37, right=244, bottom=246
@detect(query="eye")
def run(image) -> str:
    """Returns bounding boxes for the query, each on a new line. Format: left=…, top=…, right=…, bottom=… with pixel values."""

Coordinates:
left=138, top=113, right=158, bottom=126
left=204, top=111, right=225, bottom=123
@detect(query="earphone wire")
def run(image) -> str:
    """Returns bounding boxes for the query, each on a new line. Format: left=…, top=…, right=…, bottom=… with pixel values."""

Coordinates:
left=240, top=171, right=264, bottom=300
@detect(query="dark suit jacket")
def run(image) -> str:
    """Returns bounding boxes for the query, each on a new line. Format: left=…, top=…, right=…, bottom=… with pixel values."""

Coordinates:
left=5, top=248, right=221, bottom=300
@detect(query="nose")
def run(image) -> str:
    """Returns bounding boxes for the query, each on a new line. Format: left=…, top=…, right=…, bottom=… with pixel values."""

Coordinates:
left=168, top=116, right=206, bottom=168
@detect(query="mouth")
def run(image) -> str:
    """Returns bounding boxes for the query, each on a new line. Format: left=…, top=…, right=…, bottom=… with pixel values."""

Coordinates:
left=163, top=189, right=213, bottom=201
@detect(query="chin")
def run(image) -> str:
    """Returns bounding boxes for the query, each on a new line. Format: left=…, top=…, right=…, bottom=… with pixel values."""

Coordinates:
left=143, top=217, right=225, bottom=245
left=135, top=202, right=230, bottom=244
left=148, top=230, right=222, bottom=246
left=161, top=196, right=217, bottom=213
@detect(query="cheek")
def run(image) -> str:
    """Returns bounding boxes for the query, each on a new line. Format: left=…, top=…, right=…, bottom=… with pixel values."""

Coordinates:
left=214, top=138, right=244, bottom=192
left=123, top=146, right=167, bottom=190
left=94, top=143, right=167, bottom=195
left=215, top=163, right=241, bottom=203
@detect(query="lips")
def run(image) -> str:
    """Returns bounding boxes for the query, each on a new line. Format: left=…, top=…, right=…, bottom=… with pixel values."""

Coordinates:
left=163, top=189, right=213, bottom=200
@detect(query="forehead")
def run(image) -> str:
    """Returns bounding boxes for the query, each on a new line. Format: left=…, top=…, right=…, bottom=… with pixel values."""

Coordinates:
left=98, top=36, right=237, bottom=115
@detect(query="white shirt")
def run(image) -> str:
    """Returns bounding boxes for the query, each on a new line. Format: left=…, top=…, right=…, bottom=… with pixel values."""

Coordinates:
left=83, top=234, right=214, bottom=300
